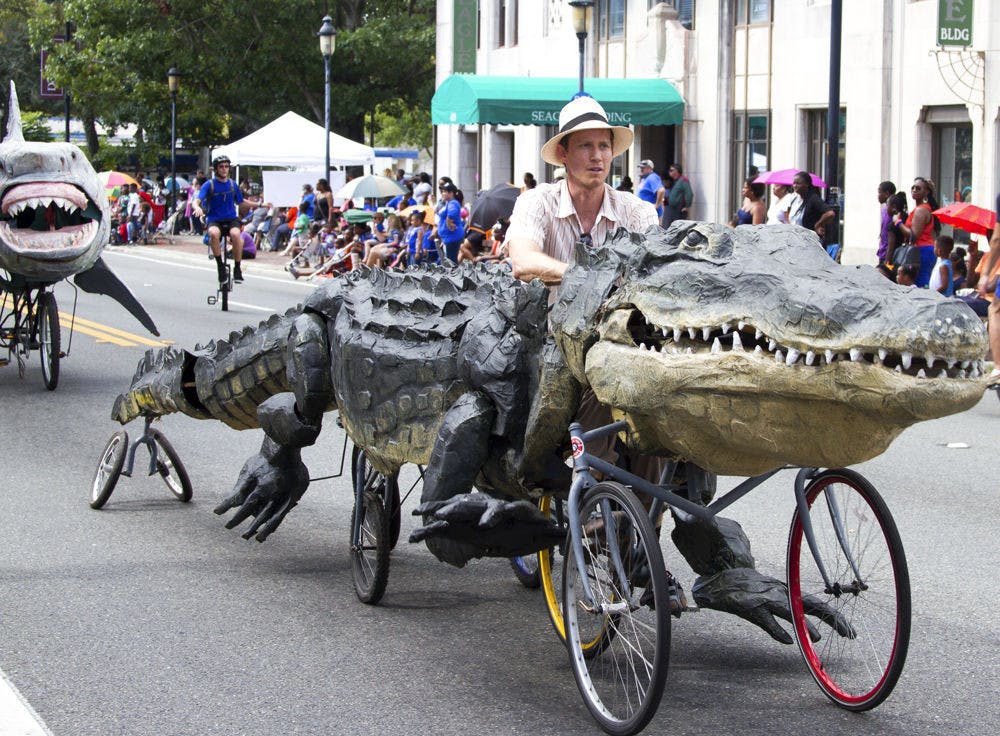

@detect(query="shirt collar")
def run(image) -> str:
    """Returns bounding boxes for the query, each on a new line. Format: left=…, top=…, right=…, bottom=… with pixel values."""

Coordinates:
left=556, top=180, right=620, bottom=230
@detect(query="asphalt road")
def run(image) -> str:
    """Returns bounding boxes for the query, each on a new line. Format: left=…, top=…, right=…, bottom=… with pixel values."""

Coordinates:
left=1, top=247, right=998, bottom=736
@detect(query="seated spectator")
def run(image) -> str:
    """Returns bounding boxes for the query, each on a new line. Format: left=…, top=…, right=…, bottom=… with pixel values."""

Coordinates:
left=281, top=209, right=312, bottom=257
left=951, top=246, right=968, bottom=292
left=387, top=187, right=415, bottom=211
left=896, top=265, right=918, bottom=286
left=228, top=228, right=256, bottom=260
left=364, top=213, right=404, bottom=268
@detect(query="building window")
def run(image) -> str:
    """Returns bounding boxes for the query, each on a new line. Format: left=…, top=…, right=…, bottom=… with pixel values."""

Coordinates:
left=649, top=0, right=695, bottom=30
left=497, top=0, right=506, bottom=47
left=933, top=124, right=973, bottom=208
left=596, top=0, right=625, bottom=40
left=736, top=0, right=770, bottom=25
left=511, top=0, right=518, bottom=46
left=805, top=108, right=846, bottom=196
left=732, top=111, right=770, bottom=211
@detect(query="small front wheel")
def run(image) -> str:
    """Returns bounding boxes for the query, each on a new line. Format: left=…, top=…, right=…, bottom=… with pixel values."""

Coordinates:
left=37, top=291, right=60, bottom=391
left=90, top=431, right=128, bottom=509
left=787, top=468, right=910, bottom=711
left=564, top=482, right=670, bottom=736
left=150, top=429, right=192, bottom=502
left=350, top=490, right=391, bottom=605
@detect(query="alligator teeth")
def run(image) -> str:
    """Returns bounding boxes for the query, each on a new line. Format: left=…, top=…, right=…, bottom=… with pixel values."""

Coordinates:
left=661, top=326, right=669, bottom=338
left=753, top=345, right=763, bottom=355
left=673, top=328, right=682, bottom=342
left=916, top=368, right=926, bottom=378
left=768, top=339, right=777, bottom=351
left=732, top=333, right=744, bottom=351
left=825, top=349, right=834, bottom=364
left=721, top=323, right=731, bottom=335
left=878, top=348, right=888, bottom=362
left=971, top=364, right=981, bottom=378
left=894, top=365, right=902, bottom=373
left=786, top=348, right=800, bottom=365
left=925, top=353, right=935, bottom=368
left=961, top=360, right=970, bottom=369
left=685, top=347, right=693, bottom=354
left=938, top=369, right=948, bottom=378
left=850, top=347, right=863, bottom=362
left=754, top=328, right=762, bottom=340
left=639, top=342, right=647, bottom=351
left=738, top=320, right=746, bottom=330
left=688, top=327, right=696, bottom=340
left=702, top=326, right=711, bottom=341
left=805, top=350, right=815, bottom=365
left=775, top=349, right=784, bottom=363
left=946, top=358, right=956, bottom=369
left=901, top=353, right=912, bottom=370
left=711, top=337, right=721, bottom=354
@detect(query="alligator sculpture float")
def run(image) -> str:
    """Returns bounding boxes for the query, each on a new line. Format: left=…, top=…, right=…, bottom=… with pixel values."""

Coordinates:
left=112, top=221, right=988, bottom=641
left=0, top=81, right=157, bottom=334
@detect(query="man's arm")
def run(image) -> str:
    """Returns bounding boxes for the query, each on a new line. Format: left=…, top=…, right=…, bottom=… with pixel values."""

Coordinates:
left=977, top=223, right=1000, bottom=295
left=507, top=237, right=567, bottom=285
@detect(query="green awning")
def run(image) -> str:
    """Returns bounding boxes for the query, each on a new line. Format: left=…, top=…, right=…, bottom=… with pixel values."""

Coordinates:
left=431, top=74, right=684, bottom=127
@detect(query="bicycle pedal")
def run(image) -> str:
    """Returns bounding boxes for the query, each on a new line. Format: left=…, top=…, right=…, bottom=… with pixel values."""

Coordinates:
left=207, top=295, right=217, bottom=305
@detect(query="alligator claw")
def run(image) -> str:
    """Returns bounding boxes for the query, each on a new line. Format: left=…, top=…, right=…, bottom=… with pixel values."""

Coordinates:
left=410, top=492, right=564, bottom=563
left=214, top=444, right=309, bottom=542
left=692, top=568, right=855, bottom=645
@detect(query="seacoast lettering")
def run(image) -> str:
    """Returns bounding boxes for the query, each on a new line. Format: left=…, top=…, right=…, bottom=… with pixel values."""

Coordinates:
left=531, top=109, right=633, bottom=124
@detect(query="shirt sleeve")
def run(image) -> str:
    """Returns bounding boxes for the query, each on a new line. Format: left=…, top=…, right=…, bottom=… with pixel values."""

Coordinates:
left=505, top=188, right=549, bottom=248
left=197, top=182, right=210, bottom=202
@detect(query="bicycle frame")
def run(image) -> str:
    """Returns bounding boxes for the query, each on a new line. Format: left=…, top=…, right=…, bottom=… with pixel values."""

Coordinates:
left=565, top=419, right=843, bottom=610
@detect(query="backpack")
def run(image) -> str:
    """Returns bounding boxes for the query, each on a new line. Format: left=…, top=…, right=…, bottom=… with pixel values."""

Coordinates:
left=203, top=178, right=238, bottom=212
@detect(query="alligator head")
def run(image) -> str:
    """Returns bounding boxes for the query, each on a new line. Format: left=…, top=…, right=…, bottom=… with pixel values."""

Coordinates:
left=0, top=81, right=108, bottom=281
left=551, top=221, right=988, bottom=475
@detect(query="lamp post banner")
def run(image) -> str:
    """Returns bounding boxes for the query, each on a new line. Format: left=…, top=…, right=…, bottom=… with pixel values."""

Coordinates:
left=937, top=0, right=973, bottom=47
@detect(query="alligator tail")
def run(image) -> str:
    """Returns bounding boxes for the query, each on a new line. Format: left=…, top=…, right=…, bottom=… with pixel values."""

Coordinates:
left=112, top=309, right=297, bottom=429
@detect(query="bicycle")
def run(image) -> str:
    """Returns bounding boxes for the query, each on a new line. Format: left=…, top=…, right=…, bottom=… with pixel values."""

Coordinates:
left=0, top=271, right=69, bottom=390
left=205, top=227, right=232, bottom=312
left=555, top=418, right=910, bottom=736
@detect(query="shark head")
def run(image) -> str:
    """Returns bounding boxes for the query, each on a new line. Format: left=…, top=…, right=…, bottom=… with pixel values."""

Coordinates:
left=0, top=81, right=109, bottom=281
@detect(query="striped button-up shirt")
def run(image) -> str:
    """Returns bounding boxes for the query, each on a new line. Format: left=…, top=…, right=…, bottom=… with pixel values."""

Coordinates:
left=505, top=180, right=658, bottom=263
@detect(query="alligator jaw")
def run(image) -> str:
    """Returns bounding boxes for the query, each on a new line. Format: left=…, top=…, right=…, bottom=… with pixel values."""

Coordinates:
left=585, top=339, right=986, bottom=476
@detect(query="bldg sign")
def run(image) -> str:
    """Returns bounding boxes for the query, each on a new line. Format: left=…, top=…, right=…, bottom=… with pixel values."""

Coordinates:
left=453, top=0, right=477, bottom=74
left=937, top=0, right=973, bottom=47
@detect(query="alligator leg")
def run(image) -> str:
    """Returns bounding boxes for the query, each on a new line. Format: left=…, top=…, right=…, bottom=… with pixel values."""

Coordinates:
left=410, top=392, right=561, bottom=567
left=214, top=313, right=333, bottom=541
left=672, top=513, right=854, bottom=644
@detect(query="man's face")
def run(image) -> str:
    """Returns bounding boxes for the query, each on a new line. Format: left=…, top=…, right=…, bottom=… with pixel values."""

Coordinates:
left=557, top=128, right=614, bottom=191
left=668, top=166, right=680, bottom=181
left=639, top=164, right=652, bottom=178
left=877, top=186, right=891, bottom=204
left=215, top=163, right=230, bottom=179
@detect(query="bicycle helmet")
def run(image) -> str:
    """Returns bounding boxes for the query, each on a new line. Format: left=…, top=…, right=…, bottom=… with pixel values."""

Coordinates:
left=212, top=155, right=231, bottom=169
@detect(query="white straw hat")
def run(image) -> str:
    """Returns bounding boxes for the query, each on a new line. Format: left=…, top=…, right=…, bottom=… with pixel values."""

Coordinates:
left=540, top=95, right=634, bottom=166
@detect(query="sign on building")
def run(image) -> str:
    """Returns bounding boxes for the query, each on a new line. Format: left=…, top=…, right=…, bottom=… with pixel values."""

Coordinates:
left=39, top=38, right=65, bottom=100
left=453, top=0, right=477, bottom=74
left=937, top=0, right=973, bottom=47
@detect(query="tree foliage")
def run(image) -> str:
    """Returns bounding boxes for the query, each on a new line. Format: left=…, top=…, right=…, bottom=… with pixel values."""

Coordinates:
left=3, top=0, right=433, bottom=167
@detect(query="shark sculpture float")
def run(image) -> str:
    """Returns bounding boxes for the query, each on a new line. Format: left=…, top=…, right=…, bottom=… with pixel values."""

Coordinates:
left=0, top=81, right=157, bottom=336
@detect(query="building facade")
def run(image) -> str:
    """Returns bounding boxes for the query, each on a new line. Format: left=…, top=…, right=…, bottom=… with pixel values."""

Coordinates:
left=434, top=0, right=1000, bottom=264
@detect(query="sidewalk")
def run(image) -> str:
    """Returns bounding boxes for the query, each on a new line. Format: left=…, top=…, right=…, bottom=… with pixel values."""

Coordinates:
left=106, top=233, right=293, bottom=277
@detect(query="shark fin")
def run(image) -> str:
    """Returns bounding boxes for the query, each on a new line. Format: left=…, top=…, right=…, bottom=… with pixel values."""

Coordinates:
left=73, top=258, right=160, bottom=336
left=5, top=81, right=24, bottom=143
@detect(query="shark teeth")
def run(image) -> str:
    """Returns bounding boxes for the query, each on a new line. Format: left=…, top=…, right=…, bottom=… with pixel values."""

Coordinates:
left=0, top=219, right=98, bottom=253
left=635, top=318, right=977, bottom=381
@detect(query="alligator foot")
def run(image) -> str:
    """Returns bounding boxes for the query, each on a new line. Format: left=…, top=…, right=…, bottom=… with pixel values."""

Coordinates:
left=691, top=567, right=856, bottom=644
left=411, top=492, right=564, bottom=567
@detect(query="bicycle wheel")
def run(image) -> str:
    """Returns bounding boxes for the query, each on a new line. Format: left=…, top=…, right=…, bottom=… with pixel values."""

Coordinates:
left=510, top=554, right=541, bottom=588
left=90, top=431, right=128, bottom=509
left=787, top=468, right=910, bottom=711
left=150, top=429, right=192, bottom=502
left=350, top=489, right=391, bottom=605
left=563, top=482, right=670, bottom=736
left=220, top=267, right=229, bottom=311
left=352, top=447, right=401, bottom=550
left=36, top=291, right=60, bottom=391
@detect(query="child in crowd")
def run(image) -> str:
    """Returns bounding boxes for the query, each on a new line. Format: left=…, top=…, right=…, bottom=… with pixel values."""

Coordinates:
left=896, top=264, right=918, bottom=286
left=950, top=246, right=967, bottom=292
left=929, top=235, right=954, bottom=296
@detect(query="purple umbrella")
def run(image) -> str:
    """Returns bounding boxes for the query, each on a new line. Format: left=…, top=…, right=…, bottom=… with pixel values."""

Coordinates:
left=754, top=169, right=826, bottom=188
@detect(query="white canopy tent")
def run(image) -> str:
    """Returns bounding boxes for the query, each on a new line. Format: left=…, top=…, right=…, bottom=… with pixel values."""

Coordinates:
left=211, top=111, right=376, bottom=168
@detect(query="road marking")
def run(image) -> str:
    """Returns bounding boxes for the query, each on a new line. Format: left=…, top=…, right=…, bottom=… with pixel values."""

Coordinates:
left=226, top=300, right=279, bottom=313
left=2, top=294, right=172, bottom=348
left=104, top=249, right=315, bottom=289
left=0, top=667, right=53, bottom=736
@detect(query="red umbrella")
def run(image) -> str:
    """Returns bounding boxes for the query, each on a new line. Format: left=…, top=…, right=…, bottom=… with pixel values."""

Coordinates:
left=932, top=202, right=997, bottom=237
left=754, top=169, right=826, bottom=188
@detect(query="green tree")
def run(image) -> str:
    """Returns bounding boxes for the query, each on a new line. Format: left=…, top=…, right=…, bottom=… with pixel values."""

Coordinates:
left=15, top=0, right=434, bottom=166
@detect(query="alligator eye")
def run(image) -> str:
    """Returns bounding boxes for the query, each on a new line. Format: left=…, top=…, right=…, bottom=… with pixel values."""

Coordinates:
left=684, top=230, right=707, bottom=248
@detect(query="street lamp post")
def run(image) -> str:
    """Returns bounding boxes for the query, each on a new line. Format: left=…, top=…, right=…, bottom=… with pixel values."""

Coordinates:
left=167, top=67, right=181, bottom=218
left=568, top=1, right=593, bottom=94
left=318, top=16, right=337, bottom=183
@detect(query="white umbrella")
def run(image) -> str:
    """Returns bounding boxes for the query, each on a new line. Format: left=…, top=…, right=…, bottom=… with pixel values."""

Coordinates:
left=334, top=174, right=406, bottom=200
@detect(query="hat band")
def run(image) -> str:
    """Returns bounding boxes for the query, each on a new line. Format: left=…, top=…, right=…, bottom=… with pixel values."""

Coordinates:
left=559, top=111, right=609, bottom=134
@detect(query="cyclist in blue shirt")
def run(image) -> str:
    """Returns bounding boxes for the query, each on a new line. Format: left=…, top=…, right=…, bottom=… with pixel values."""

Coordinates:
left=192, top=155, right=245, bottom=283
